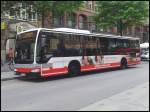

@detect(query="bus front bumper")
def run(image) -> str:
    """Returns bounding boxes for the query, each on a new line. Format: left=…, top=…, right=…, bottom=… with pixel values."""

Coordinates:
left=14, top=68, right=41, bottom=78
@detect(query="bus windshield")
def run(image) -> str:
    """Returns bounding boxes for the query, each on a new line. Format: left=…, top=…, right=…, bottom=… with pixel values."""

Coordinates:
left=14, top=31, right=37, bottom=64
left=36, top=31, right=82, bottom=64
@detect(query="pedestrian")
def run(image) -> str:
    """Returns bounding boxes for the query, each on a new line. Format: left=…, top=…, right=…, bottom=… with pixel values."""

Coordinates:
left=8, top=48, right=14, bottom=65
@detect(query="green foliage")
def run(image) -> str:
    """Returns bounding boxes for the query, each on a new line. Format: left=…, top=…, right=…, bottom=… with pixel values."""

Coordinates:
left=33, top=1, right=53, bottom=14
left=58, top=1, right=84, bottom=13
left=1, top=1, right=84, bottom=15
left=33, top=1, right=84, bottom=27
left=1, top=1, right=84, bottom=27
left=93, top=1, right=149, bottom=35
left=33, top=1, right=84, bottom=16
left=1, top=1, right=18, bottom=15
left=1, top=1, right=34, bottom=17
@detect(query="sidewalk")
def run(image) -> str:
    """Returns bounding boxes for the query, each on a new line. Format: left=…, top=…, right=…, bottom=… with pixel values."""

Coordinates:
left=1, top=71, right=21, bottom=81
left=1, top=63, right=19, bottom=81
left=79, top=82, right=149, bottom=111
left=1, top=63, right=21, bottom=81
left=1, top=63, right=11, bottom=72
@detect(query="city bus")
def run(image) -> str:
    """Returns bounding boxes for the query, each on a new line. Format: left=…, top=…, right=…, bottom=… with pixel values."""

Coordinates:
left=14, top=28, right=141, bottom=77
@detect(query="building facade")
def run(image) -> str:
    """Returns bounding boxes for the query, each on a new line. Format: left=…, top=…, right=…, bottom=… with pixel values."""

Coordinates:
left=1, top=1, right=149, bottom=63
left=103, top=21, right=149, bottom=44
left=1, top=1, right=96, bottom=62
left=1, top=3, right=39, bottom=62
left=109, top=24, right=149, bottom=43
left=43, top=1, right=96, bottom=32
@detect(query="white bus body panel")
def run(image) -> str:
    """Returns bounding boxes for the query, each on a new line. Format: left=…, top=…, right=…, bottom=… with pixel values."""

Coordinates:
left=47, top=55, right=125, bottom=68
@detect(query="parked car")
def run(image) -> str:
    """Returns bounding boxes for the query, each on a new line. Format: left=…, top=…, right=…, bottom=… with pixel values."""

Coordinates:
left=141, top=51, right=149, bottom=61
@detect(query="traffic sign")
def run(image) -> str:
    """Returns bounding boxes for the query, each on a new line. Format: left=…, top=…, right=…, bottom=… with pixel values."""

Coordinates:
left=1, top=22, right=6, bottom=29
left=16, top=25, right=24, bottom=33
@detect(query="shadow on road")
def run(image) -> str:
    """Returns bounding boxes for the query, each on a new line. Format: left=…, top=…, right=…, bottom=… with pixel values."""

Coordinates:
left=16, top=66, right=139, bottom=83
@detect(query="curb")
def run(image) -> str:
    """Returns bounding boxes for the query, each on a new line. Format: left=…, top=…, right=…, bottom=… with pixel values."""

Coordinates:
left=1, top=77, right=19, bottom=81
left=1, top=71, right=21, bottom=81
left=1, top=71, right=14, bottom=74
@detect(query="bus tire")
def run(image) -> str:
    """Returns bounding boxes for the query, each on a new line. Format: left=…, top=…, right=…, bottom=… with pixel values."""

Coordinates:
left=120, top=58, right=127, bottom=69
left=68, top=61, right=81, bottom=76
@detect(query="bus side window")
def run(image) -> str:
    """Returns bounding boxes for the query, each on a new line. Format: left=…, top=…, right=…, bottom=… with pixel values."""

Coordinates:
left=107, top=38, right=117, bottom=54
left=99, top=38, right=108, bottom=55
left=64, top=35, right=81, bottom=57
left=56, top=39, right=66, bottom=57
left=85, top=37, right=97, bottom=56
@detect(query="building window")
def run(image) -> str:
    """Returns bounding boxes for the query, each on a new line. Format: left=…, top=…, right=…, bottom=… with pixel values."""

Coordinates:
left=89, top=23, right=96, bottom=32
left=67, top=13, right=76, bottom=28
left=85, top=1, right=93, bottom=10
left=28, top=11, right=37, bottom=21
left=21, top=9, right=27, bottom=20
left=53, top=13, right=63, bottom=27
left=79, top=15, right=87, bottom=29
left=7, top=3, right=37, bottom=21
left=28, top=5, right=37, bottom=21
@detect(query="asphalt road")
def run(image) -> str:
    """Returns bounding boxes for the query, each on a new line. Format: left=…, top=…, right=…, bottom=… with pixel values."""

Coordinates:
left=1, top=61, right=149, bottom=111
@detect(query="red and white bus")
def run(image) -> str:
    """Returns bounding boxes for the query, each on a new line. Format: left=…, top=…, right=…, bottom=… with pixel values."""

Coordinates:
left=14, top=28, right=141, bottom=77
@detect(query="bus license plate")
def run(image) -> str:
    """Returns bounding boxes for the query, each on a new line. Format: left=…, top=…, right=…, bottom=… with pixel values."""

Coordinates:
left=21, top=73, right=26, bottom=76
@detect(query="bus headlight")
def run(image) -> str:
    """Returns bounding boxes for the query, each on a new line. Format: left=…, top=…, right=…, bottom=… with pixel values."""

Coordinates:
left=14, top=69, right=17, bottom=72
left=31, top=68, right=40, bottom=73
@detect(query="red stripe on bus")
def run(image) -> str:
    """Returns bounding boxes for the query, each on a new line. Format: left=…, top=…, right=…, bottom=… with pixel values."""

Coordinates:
left=42, top=71, right=68, bottom=77
left=15, top=61, right=140, bottom=77
left=81, top=62, right=120, bottom=72
left=81, top=65, right=95, bottom=70
left=42, top=62, right=121, bottom=76
left=110, top=62, right=120, bottom=66
left=128, top=60, right=141, bottom=65
left=114, top=48, right=140, bottom=54
left=15, top=68, right=32, bottom=73
left=41, top=67, right=68, bottom=76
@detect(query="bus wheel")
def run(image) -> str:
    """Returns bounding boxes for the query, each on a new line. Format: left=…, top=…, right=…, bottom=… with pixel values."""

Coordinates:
left=121, top=58, right=127, bottom=69
left=68, top=61, right=81, bottom=76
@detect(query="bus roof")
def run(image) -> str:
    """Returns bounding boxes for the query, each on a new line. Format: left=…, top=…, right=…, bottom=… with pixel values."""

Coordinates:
left=52, top=28, right=91, bottom=34
left=17, top=28, right=41, bottom=35
left=17, top=28, right=140, bottom=40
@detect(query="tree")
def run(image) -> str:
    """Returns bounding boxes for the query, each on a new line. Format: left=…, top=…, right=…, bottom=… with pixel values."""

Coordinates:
left=33, top=1, right=84, bottom=27
left=1, top=1, right=19, bottom=17
left=1, top=1, right=34, bottom=19
left=93, top=1, right=149, bottom=36
left=1, top=1, right=84, bottom=27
